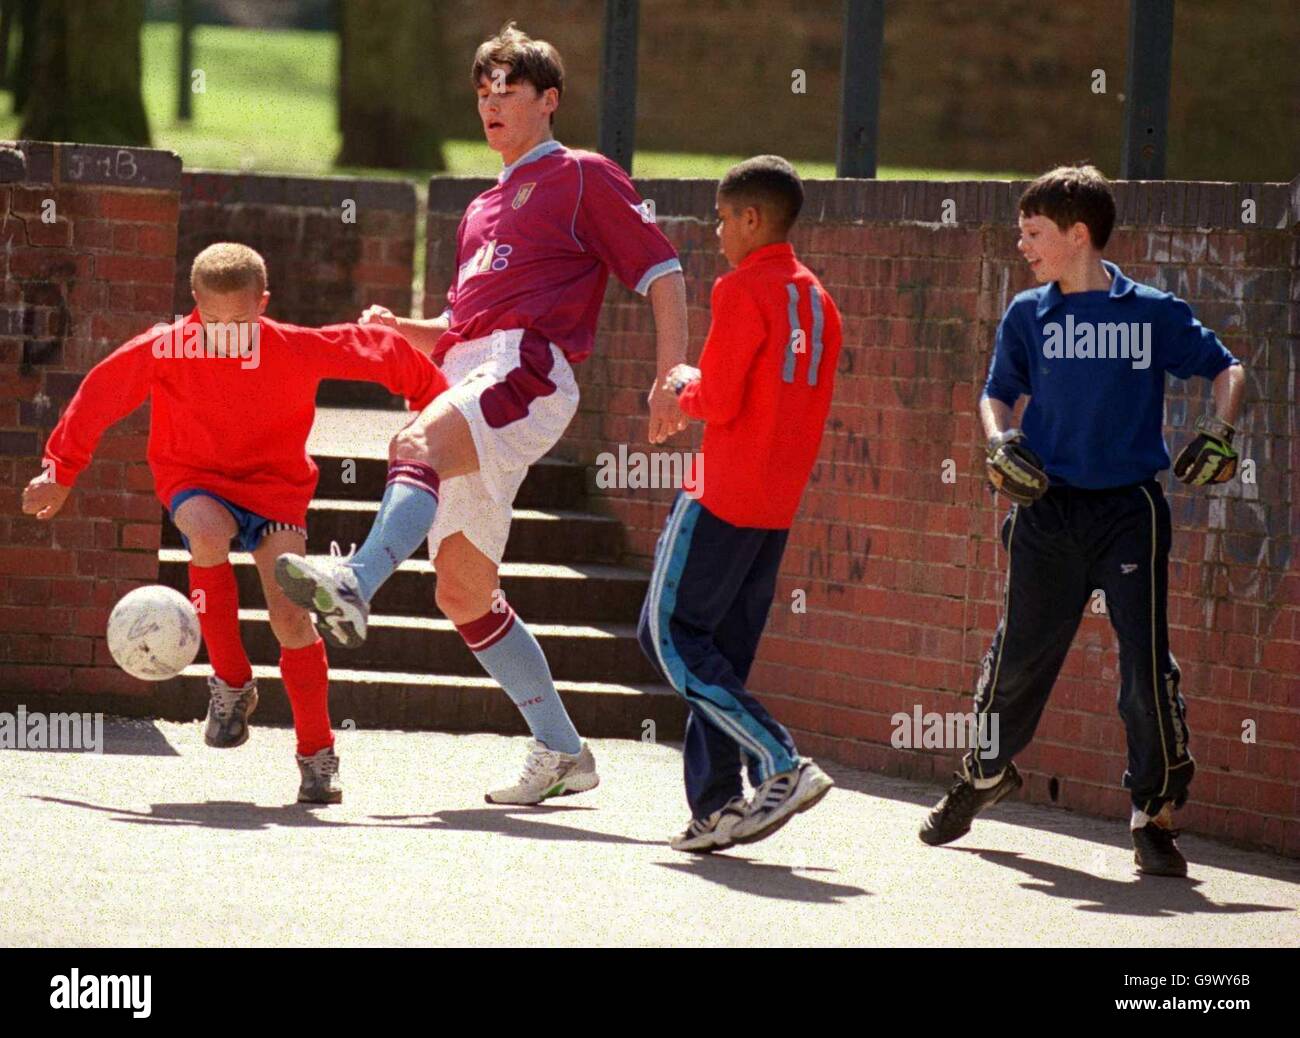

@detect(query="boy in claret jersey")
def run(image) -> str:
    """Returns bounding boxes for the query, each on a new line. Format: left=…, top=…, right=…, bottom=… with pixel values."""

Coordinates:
left=639, top=156, right=841, bottom=853
left=274, top=22, right=689, bottom=806
left=22, top=243, right=447, bottom=803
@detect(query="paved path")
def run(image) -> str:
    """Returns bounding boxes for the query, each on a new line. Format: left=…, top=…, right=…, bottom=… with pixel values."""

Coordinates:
left=1, top=719, right=1296, bottom=946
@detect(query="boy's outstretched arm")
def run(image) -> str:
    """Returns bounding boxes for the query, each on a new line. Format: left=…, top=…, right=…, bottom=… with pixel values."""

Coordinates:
left=25, top=335, right=155, bottom=519
left=311, top=323, right=449, bottom=412
left=359, top=305, right=449, bottom=358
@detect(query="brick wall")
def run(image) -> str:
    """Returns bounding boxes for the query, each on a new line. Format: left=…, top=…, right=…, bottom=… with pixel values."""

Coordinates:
left=176, top=171, right=418, bottom=406
left=2, top=142, right=1295, bottom=853
left=429, top=0, right=1298, bottom=182
left=0, top=141, right=181, bottom=707
left=427, top=174, right=1299, bottom=855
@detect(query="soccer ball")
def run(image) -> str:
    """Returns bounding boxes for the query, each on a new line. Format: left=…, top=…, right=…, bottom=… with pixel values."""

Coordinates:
left=106, top=585, right=202, bottom=681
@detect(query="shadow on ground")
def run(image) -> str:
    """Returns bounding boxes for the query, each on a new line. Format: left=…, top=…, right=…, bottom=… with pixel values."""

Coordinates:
left=5, top=718, right=178, bottom=757
left=655, top=855, right=870, bottom=905
left=31, top=796, right=659, bottom=847
left=811, top=757, right=1300, bottom=888
left=939, top=847, right=1294, bottom=919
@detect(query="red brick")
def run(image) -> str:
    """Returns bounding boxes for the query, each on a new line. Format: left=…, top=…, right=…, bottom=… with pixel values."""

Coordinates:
left=73, top=220, right=114, bottom=251
left=9, top=249, right=90, bottom=281
left=121, top=524, right=161, bottom=550
left=70, top=665, right=148, bottom=697
left=97, top=191, right=180, bottom=225
left=114, top=552, right=161, bottom=580
left=25, top=219, right=73, bottom=248
left=353, top=262, right=411, bottom=287
left=136, top=224, right=178, bottom=257
left=0, top=663, right=73, bottom=691
left=49, top=636, right=93, bottom=665
left=0, top=548, right=75, bottom=576
left=92, top=254, right=174, bottom=286
left=112, top=224, right=139, bottom=253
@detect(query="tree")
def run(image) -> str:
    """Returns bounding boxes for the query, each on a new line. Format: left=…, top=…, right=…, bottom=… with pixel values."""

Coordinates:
left=337, top=0, right=447, bottom=171
left=20, top=0, right=150, bottom=146
left=7, top=0, right=39, bottom=114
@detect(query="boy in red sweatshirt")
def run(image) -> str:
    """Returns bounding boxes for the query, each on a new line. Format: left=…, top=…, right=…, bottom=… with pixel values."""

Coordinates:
left=21, top=243, right=446, bottom=803
left=638, top=156, right=841, bottom=853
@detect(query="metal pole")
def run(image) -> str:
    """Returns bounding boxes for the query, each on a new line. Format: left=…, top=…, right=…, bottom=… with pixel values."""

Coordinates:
left=597, top=0, right=639, bottom=174
left=1120, top=0, right=1174, bottom=179
left=837, top=0, right=884, bottom=178
left=177, top=0, right=194, bottom=121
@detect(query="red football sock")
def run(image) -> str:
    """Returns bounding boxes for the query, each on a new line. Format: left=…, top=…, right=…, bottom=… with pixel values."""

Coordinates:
left=188, top=562, right=252, bottom=688
left=280, top=638, right=333, bottom=756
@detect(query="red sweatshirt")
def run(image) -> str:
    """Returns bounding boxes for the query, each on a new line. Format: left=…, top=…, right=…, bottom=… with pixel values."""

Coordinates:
left=43, top=310, right=447, bottom=528
left=678, top=242, right=842, bottom=529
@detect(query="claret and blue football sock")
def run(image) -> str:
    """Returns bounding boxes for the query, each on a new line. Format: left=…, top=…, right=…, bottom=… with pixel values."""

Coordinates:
left=348, top=460, right=440, bottom=601
left=456, top=606, right=582, bottom=755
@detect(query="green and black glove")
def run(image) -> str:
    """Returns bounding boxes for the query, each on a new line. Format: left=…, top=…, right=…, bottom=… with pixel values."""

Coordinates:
left=986, top=429, right=1048, bottom=506
left=1173, top=414, right=1238, bottom=486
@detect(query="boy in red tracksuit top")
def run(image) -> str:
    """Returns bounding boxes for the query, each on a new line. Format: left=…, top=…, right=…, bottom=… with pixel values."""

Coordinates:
left=21, top=243, right=447, bottom=803
left=638, top=156, right=842, bottom=853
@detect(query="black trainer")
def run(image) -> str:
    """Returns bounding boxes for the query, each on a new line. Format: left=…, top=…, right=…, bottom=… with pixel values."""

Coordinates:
left=1132, top=822, right=1188, bottom=877
left=919, top=761, right=1023, bottom=846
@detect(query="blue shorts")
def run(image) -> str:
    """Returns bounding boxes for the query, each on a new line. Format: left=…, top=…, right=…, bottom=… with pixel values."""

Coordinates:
left=169, top=488, right=306, bottom=553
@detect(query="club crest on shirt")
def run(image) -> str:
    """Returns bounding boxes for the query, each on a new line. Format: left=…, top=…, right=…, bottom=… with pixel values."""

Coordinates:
left=512, top=183, right=536, bottom=209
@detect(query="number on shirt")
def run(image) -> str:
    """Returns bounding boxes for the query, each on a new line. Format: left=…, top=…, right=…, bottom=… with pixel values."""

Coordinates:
left=783, top=282, right=826, bottom=386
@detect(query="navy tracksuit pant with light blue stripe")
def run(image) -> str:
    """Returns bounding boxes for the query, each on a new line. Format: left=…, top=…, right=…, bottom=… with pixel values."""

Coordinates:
left=637, top=494, right=800, bottom=819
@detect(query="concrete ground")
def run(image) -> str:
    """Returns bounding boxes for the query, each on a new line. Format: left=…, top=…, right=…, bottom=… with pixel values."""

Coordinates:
left=1, top=718, right=1296, bottom=947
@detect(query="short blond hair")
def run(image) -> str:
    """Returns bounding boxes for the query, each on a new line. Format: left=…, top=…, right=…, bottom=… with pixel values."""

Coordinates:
left=191, top=242, right=267, bottom=295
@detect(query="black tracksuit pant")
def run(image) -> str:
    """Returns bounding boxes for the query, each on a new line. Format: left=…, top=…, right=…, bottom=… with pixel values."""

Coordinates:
left=965, top=479, right=1194, bottom=815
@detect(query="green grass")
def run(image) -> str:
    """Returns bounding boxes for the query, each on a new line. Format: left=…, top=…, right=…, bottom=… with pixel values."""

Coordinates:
left=1, top=23, right=1028, bottom=183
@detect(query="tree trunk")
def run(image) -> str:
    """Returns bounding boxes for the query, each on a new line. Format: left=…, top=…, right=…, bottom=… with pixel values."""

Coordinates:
left=337, top=0, right=447, bottom=171
left=20, top=0, right=150, bottom=146
left=0, top=0, right=14, bottom=90
left=10, top=0, right=38, bottom=113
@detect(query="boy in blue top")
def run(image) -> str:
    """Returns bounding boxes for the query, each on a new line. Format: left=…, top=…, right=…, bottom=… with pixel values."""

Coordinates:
left=919, top=165, right=1245, bottom=878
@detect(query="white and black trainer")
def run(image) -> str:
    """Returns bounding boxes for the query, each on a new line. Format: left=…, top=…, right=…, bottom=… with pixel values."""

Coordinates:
left=732, top=759, right=834, bottom=845
left=670, top=797, right=748, bottom=853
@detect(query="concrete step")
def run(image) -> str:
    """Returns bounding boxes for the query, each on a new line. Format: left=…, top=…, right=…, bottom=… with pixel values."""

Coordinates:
left=161, top=501, right=622, bottom=564
left=312, top=454, right=588, bottom=511
left=306, top=407, right=589, bottom=512
left=159, top=550, right=650, bottom=624
left=156, top=664, right=686, bottom=740
left=196, top=609, right=663, bottom=685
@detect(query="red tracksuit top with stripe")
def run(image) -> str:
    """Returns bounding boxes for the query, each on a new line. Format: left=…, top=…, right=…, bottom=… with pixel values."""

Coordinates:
left=42, top=310, right=447, bottom=528
left=678, top=242, right=842, bottom=529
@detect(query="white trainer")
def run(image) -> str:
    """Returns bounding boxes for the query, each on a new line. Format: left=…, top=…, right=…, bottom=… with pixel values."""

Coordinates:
left=274, top=543, right=368, bottom=649
left=732, top=759, right=834, bottom=844
left=670, top=796, right=748, bottom=853
left=485, top=740, right=600, bottom=805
